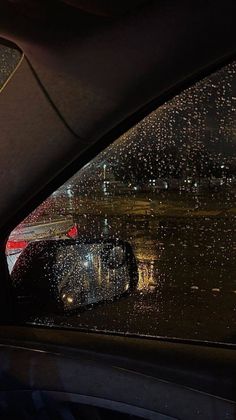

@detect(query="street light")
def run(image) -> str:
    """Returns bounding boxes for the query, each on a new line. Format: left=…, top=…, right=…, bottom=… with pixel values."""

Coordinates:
left=103, top=164, right=107, bottom=181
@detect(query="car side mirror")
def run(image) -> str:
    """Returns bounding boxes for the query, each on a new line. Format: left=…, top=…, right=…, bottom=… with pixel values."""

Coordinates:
left=11, top=239, right=138, bottom=315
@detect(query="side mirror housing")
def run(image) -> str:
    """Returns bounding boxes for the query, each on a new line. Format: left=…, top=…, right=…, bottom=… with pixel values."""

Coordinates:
left=11, top=239, right=138, bottom=316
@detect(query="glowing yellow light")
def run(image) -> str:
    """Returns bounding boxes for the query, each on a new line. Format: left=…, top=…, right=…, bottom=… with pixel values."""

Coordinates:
left=67, top=296, right=73, bottom=303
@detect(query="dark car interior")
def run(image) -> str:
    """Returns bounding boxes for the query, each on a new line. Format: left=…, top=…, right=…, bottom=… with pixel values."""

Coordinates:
left=0, top=0, right=236, bottom=419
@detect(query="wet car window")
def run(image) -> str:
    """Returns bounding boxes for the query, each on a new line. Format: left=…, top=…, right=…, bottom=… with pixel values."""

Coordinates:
left=6, top=61, right=236, bottom=345
left=0, top=44, right=22, bottom=90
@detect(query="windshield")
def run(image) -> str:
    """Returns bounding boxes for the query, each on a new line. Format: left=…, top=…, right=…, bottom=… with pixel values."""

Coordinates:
left=6, top=60, right=236, bottom=345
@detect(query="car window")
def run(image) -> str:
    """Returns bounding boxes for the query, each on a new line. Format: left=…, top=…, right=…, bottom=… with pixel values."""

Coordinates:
left=6, top=60, right=236, bottom=345
left=0, top=43, right=22, bottom=90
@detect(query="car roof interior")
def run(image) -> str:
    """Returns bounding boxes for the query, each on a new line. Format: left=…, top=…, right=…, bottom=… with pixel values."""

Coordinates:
left=0, top=2, right=236, bottom=419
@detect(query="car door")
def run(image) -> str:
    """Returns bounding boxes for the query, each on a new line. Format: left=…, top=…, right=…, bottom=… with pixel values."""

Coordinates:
left=0, top=1, right=236, bottom=419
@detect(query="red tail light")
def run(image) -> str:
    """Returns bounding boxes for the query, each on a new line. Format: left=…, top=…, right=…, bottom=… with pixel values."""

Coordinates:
left=6, top=240, right=28, bottom=250
left=67, top=224, right=78, bottom=238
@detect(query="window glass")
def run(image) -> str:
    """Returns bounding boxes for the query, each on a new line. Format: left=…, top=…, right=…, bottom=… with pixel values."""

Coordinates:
left=6, top=61, right=236, bottom=345
left=0, top=44, right=22, bottom=89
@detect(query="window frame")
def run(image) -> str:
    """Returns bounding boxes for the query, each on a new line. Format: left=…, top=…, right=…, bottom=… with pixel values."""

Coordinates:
left=1, top=54, right=236, bottom=337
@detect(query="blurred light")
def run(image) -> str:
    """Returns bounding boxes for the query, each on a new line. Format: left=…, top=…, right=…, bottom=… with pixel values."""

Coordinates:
left=67, top=296, right=73, bottom=303
left=67, top=225, right=78, bottom=238
left=6, top=240, right=28, bottom=250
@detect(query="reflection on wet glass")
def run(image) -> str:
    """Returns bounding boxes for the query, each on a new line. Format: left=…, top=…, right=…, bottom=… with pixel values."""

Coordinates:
left=6, top=61, right=236, bottom=344
left=0, top=44, right=22, bottom=89
left=11, top=240, right=137, bottom=314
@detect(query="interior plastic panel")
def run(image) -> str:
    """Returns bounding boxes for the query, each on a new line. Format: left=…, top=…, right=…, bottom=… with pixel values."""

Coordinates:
left=0, top=328, right=235, bottom=419
left=0, top=57, right=85, bottom=232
